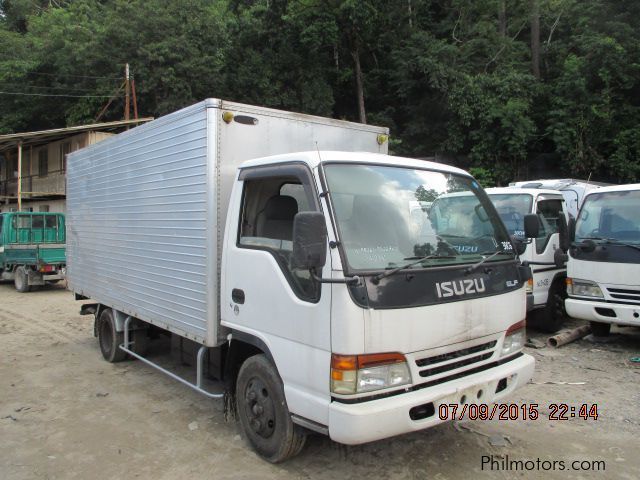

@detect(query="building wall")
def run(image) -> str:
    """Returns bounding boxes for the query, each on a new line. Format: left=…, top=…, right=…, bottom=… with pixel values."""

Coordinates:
left=0, top=199, right=66, bottom=214
left=0, top=131, right=114, bottom=213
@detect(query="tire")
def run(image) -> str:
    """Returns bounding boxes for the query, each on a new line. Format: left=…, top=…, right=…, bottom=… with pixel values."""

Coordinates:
left=529, top=279, right=567, bottom=333
left=98, top=309, right=127, bottom=363
left=236, top=354, right=306, bottom=463
left=590, top=321, right=611, bottom=337
left=14, top=267, right=31, bottom=293
left=131, top=329, right=150, bottom=356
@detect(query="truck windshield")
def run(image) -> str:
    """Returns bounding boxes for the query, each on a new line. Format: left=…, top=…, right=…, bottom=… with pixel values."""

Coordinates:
left=575, top=190, right=640, bottom=245
left=487, top=193, right=533, bottom=238
left=323, top=163, right=513, bottom=271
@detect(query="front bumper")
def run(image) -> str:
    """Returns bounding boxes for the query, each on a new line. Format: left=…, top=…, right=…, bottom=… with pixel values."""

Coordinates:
left=565, top=298, right=640, bottom=327
left=328, top=353, right=535, bottom=445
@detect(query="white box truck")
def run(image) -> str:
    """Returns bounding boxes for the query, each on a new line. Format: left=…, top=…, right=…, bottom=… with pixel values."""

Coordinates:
left=509, top=179, right=607, bottom=218
left=486, top=187, right=571, bottom=332
left=565, top=184, right=640, bottom=336
left=67, top=99, right=535, bottom=462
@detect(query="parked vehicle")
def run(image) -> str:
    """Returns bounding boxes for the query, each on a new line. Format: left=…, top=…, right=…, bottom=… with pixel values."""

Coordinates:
left=0, top=212, right=66, bottom=292
left=486, top=188, right=570, bottom=332
left=66, top=99, right=535, bottom=462
left=509, top=178, right=607, bottom=218
left=565, top=183, right=640, bottom=336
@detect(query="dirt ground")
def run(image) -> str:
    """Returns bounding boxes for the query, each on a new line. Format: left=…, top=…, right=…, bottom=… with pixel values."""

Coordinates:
left=1, top=283, right=639, bottom=480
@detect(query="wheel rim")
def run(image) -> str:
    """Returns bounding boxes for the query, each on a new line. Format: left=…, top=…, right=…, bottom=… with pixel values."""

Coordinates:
left=243, top=377, right=276, bottom=439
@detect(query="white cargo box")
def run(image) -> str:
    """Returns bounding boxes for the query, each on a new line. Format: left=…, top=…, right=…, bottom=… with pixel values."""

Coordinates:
left=66, top=99, right=388, bottom=346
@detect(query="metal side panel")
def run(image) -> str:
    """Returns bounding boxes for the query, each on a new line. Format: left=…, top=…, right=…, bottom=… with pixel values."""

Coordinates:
left=66, top=102, right=211, bottom=344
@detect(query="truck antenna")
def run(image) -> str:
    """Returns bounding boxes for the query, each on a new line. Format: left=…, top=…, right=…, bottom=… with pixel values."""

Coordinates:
left=315, top=141, right=322, bottom=163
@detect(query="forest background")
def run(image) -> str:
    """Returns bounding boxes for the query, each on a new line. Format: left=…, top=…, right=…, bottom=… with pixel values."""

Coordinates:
left=1, top=0, right=639, bottom=185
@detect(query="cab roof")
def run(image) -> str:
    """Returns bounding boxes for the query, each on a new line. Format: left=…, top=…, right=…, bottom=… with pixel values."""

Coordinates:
left=239, top=151, right=471, bottom=177
left=583, top=183, right=640, bottom=197
left=486, top=187, right=563, bottom=197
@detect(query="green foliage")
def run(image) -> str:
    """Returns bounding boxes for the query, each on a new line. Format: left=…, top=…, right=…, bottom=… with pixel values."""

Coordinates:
left=469, top=167, right=496, bottom=188
left=0, top=0, right=638, bottom=182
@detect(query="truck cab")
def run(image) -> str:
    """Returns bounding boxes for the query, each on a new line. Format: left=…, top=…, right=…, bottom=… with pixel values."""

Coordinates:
left=486, top=188, right=569, bottom=332
left=565, top=184, right=640, bottom=336
left=222, top=152, right=535, bottom=447
left=0, top=212, right=66, bottom=292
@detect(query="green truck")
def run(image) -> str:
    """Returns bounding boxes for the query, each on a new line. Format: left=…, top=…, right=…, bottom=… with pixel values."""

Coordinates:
left=0, top=212, right=66, bottom=292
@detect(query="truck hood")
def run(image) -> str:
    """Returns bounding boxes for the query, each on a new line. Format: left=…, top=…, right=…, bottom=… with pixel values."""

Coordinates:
left=364, top=287, right=525, bottom=354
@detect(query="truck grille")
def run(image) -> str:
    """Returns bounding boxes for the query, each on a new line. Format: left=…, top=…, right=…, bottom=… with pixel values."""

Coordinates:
left=606, top=287, right=640, bottom=304
left=415, top=340, right=497, bottom=378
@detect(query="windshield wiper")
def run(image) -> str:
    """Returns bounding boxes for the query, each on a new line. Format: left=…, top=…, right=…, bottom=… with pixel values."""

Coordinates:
left=578, top=237, right=640, bottom=252
left=371, top=254, right=456, bottom=284
left=464, top=250, right=510, bottom=275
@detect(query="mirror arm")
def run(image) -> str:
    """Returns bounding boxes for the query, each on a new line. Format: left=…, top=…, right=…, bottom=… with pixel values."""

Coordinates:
left=310, top=268, right=361, bottom=285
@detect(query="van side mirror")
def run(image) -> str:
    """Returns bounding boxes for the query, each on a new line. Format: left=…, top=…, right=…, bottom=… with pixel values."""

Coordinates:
left=523, top=214, right=539, bottom=239
left=558, top=215, right=570, bottom=252
left=291, top=212, right=327, bottom=270
left=568, top=217, right=576, bottom=242
left=554, top=248, right=568, bottom=267
left=511, top=236, right=527, bottom=255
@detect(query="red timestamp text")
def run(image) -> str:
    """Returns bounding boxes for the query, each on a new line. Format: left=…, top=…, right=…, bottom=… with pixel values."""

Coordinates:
left=437, top=403, right=598, bottom=421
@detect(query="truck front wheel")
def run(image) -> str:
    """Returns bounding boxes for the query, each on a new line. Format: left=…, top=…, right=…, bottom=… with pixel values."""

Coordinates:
left=14, top=267, right=30, bottom=293
left=98, top=309, right=127, bottom=363
left=530, top=278, right=567, bottom=333
left=236, top=354, right=306, bottom=463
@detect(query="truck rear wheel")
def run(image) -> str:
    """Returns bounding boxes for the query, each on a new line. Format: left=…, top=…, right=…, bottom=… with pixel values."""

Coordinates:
left=236, top=354, right=306, bottom=463
left=98, top=309, right=127, bottom=363
left=14, top=267, right=30, bottom=293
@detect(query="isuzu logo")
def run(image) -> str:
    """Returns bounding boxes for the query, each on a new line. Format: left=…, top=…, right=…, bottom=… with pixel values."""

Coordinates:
left=435, top=278, right=486, bottom=298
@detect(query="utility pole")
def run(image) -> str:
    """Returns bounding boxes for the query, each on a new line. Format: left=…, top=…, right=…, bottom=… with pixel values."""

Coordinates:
left=125, top=63, right=130, bottom=121
left=131, top=75, right=139, bottom=120
left=17, top=142, right=22, bottom=211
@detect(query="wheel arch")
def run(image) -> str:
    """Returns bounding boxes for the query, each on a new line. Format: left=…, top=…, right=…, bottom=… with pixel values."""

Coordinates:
left=224, top=330, right=276, bottom=391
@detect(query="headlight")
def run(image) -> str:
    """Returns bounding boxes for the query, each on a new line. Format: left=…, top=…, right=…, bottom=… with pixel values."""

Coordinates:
left=501, top=319, right=526, bottom=357
left=566, top=278, right=604, bottom=298
left=331, top=353, right=412, bottom=395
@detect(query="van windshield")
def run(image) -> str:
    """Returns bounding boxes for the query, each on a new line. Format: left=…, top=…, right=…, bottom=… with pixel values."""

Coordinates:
left=576, top=190, right=640, bottom=245
left=487, top=193, right=533, bottom=238
left=323, top=163, right=513, bottom=271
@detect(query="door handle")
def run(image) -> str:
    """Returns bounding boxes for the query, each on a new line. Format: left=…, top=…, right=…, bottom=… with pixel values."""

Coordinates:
left=232, top=288, right=245, bottom=304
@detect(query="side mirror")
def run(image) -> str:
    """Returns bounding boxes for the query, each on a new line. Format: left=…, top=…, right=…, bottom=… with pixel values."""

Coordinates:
left=554, top=248, right=569, bottom=267
left=558, top=215, right=570, bottom=252
left=291, top=212, right=327, bottom=271
left=523, top=214, right=539, bottom=239
left=568, top=217, right=576, bottom=242
left=511, top=236, right=527, bottom=255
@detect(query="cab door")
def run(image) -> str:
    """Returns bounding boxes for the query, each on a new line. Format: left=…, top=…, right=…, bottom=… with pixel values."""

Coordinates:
left=532, top=195, right=566, bottom=305
left=221, top=162, right=332, bottom=426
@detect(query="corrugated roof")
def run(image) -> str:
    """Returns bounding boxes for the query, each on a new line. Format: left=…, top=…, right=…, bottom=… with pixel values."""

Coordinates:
left=0, top=118, right=153, bottom=152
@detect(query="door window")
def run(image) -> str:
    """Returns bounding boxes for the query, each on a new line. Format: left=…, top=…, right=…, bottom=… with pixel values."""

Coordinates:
left=237, top=168, right=322, bottom=302
left=535, top=199, right=564, bottom=254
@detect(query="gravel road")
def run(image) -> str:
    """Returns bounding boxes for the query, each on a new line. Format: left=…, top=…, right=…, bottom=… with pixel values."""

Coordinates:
left=1, top=283, right=639, bottom=479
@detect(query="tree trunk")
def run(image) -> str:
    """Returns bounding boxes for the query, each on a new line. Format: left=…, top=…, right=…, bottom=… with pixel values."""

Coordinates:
left=498, top=0, right=506, bottom=37
left=351, top=36, right=367, bottom=124
left=530, top=0, right=541, bottom=79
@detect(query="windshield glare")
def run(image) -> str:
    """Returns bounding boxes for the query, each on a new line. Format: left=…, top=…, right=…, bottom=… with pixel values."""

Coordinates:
left=576, top=190, right=640, bottom=244
left=324, top=164, right=513, bottom=271
left=488, top=193, right=533, bottom=238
